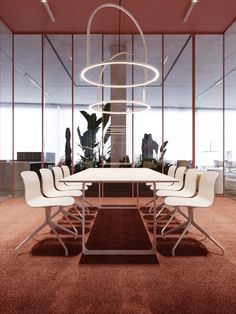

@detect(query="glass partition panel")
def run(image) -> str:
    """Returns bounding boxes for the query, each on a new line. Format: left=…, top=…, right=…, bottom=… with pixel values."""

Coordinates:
left=74, top=35, right=102, bottom=171
left=44, top=35, right=72, bottom=167
left=133, top=35, right=162, bottom=170
left=14, top=35, right=41, bottom=196
left=195, top=35, right=223, bottom=193
left=103, top=35, right=132, bottom=167
left=164, top=35, right=192, bottom=167
left=224, top=21, right=236, bottom=198
left=0, top=21, right=12, bottom=201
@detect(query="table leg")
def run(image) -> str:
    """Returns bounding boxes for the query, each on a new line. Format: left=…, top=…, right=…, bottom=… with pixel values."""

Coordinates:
left=153, top=182, right=157, bottom=251
left=98, top=182, right=101, bottom=209
left=136, top=182, right=139, bottom=209
left=82, top=182, right=86, bottom=254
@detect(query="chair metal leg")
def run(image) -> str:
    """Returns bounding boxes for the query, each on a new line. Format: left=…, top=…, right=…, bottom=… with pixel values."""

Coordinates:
left=50, top=224, right=68, bottom=256
left=156, top=207, right=175, bottom=222
left=163, top=221, right=188, bottom=239
left=155, top=203, right=166, bottom=219
left=191, top=216, right=225, bottom=254
left=51, top=222, right=77, bottom=239
left=60, top=211, right=78, bottom=235
left=172, top=220, right=191, bottom=256
left=161, top=207, right=179, bottom=237
left=76, top=202, right=90, bottom=216
left=60, top=207, right=82, bottom=222
left=84, top=199, right=93, bottom=207
left=15, top=220, right=48, bottom=254
left=146, top=199, right=154, bottom=207
left=149, top=197, right=162, bottom=214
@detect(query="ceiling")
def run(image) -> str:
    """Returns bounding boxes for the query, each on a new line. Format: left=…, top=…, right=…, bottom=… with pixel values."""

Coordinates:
left=0, top=0, right=235, bottom=34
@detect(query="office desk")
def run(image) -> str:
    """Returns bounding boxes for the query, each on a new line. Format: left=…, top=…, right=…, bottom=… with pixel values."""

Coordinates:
left=61, top=168, right=177, bottom=255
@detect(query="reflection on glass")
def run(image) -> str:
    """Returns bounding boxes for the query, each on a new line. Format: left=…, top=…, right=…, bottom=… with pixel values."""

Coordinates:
left=103, top=35, right=132, bottom=166
left=0, top=21, right=12, bottom=200
left=196, top=35, right=223, bottom=171
left=225, top=22, right=236, bottom=198
left=164, top=35, right=192, bottom=166
left=74, top=35, right=103, bottom=170
left=14, top=35, right=42, bottom=196
left=133, top=35, right=162, bottom=170
left=44, top=35, right=72, bottom=167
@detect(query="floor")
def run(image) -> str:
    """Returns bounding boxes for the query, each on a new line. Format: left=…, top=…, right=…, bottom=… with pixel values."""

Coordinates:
left=0, top=196, right=236, bottom=313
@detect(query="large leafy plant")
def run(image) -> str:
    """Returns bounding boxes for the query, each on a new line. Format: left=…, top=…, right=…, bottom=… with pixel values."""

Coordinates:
left=77, top=103, right=110, bottom=165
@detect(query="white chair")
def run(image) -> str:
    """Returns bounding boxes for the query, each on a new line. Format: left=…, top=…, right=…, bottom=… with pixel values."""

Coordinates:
left=163, top=171, right=225, bottom=256
left=145, top=165, right=177, bottom=209
left=61, top=165, right=92, bottom=186
left=150, top=166, right=186, bottom=191
left=52, top=166, right=88, bottom=191
left=146, top=166, right=186, bottom=213
left=16, top=171, right=77, bottom=256
left=146, top=165, right=177, bottom=188
left=155, top=168, right=199, bottom=220
left=40, top=168, right=83, bottom=220
left=53, top=166, right=94, bottom=211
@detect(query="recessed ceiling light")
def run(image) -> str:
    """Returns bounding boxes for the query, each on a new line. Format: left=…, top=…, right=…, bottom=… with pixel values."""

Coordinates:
left=41, top=0, right=55, bottom=23
left=183, top=0, right=199, bottom=23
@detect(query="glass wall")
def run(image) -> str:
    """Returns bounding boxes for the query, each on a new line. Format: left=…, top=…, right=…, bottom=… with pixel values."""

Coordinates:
left=164, top=35, right=192, bottom=166
left=14, top=35, right=42, bottom=196
left=44, top=35, right=72, bottom=167
left=0, top=21, right=12, bottom=201
left=134, top=35, right=162, bottom=169
left=1, top=21, right=236, bottom=198
left=224, top=21, right=236, bottom=198
left=195, top=35, right=223, bottom=193
left=74, top=35, right=103, bottom=170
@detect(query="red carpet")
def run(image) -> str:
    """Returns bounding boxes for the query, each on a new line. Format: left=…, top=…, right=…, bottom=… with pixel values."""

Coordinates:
left=0, top=197, right=236, bottom=313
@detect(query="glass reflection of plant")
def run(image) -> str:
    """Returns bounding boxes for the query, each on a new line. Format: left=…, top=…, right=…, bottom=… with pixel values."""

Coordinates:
left=77, top=103, right=110, bottom=167
left=137, top=133, right=169, bottom=173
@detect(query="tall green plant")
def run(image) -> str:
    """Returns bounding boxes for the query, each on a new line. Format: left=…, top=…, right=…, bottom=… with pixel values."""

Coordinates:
left=158, top=140, right=168, bottom=161
left=77, top=103, right=110, bottom=163
left=65, top=127, right=72, bottom=167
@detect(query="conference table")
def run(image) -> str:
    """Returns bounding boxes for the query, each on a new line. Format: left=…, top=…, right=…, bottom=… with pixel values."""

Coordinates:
left=61, top=168, right=178, bottom=255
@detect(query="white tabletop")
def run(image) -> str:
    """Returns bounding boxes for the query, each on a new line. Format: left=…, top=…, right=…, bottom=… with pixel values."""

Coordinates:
left=61, top=168, right=178, bottom=183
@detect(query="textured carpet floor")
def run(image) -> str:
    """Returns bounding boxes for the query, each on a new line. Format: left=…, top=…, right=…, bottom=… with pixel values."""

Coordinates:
left=0, top=196, right=236, bottom=314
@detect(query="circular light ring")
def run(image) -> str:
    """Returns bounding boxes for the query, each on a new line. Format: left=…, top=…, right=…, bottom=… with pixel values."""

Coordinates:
left=81, top=61, right=159, bottom=88
left=89, top=100, right=150, bottom=114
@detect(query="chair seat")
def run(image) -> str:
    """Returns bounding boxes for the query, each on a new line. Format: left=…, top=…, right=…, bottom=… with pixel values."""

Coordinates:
left=66, top=182, right=90, bottom=188
left=44, top=189, right=82, bottom=198
left=157, top=188, right=194, bottom=198
left=147, top=182, right=172, bottom=187
left=151, top=183, right=182, bottom=191
left=57, top=182, right=88, bottom=191
left=165, top=195, right=213, bottom=208
left=27, top=195, right=75, bottom=208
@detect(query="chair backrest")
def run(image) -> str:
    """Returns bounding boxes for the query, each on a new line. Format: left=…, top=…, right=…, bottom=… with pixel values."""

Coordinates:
left=39, top=168, right=55, bottom=194
left=168, top=165, right=177, bottom=177
left=182, top=168, right=198, bottom=194
left=198, top=171, right=218, bottom=205
left=52, top=166, right=64, bottom=189
left=21, top=171, right=42, bottom=205
left=61, top=165, right=71, bottom=177
left=174, top=166, right=186, bottom=188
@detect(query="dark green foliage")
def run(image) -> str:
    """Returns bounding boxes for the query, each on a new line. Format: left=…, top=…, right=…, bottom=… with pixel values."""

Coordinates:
left=159, top=140, right=168, bottom=161
left=65, top=127, right=72, bottom=167
left=137, top=137, right=169, bottom=174
left=77, top=103, right=111, bottom=166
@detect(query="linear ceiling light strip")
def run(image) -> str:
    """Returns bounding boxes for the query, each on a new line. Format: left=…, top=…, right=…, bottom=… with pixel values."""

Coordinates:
left=41, top=0, right=55, bottom=23
left=183, top=0, right=198, bottom=23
